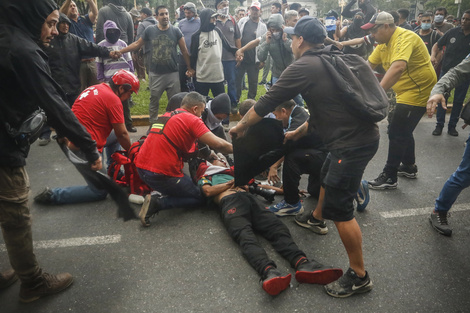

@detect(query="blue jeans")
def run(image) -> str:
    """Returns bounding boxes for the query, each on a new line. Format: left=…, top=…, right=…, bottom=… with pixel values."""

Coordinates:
left=272, top=77, right=304, bottom=106
left=222, top=60, right=238, bottom=107
left=435, top=134, right=470, bottom=212
left=137, top=168, right=204, bottom=211
left=50, top=131, right=121, bottom=205
left=436, top=71, right=470, bottom=129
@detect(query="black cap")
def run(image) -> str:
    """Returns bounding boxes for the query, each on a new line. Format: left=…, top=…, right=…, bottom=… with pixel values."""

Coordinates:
left=283, top=16, right=326, bottom=44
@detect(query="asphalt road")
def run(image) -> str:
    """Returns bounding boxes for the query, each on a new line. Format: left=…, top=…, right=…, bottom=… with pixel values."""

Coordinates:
left=1, top=116, right=470, bottom=313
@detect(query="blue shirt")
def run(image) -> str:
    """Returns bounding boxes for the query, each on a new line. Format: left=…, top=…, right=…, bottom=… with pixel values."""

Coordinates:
left=178, top=18, right=201, bottom=54
left=69, top=14, right=94, bottom=43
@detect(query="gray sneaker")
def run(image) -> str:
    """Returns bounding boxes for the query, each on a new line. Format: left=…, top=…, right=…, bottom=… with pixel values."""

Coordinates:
left=429, top=211, right=452, bottom=236
left=325, top=267, right=373, bottom=298
left=295, top=210, right=328, bottom=235
left=139, top=194, right=162, bottom=227
left=34, top=187, right=54, bottom=204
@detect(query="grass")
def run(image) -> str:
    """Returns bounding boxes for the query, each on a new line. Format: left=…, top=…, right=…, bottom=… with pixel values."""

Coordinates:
left=130, top=71, right=271, bottom=116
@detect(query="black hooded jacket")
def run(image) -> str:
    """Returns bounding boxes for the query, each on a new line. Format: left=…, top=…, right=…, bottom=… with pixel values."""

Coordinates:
left=0, top=0, right=99, bottom=167
left=44, top=13, right=110, bottom=97
left=341, top=0, right=376, bottom=23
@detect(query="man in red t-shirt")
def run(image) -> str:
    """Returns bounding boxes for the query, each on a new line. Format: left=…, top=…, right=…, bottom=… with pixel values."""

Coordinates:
left=34, top=70, right=139, bottom=205
left=136, top=92, right=233, bottom=227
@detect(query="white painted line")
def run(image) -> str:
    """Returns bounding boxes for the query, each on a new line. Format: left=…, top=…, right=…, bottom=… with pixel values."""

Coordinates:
left=0, top=235, right=121, bottom=252
left=380, top=204, right=470, bottom=219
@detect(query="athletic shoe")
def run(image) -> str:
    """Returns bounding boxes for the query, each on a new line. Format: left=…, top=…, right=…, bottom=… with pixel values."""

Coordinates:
left=397, top=164, right=418, bottom=179
left=0, top=269, right=18, bottom=289
left=19, top=272, right=73, bottom=303
left=429, top=211, right=452, bottom=236
left=356, top=180, right=370, bottom=212
left=324, top=267, right=373, bottom=298
left=268, top=200, right=304, bottom=216
left=294, top=211, right=328, bottom=235
left=126, top=126, right=137, bottom=133
left=432, top=126, right=443, bottom=136
left=448, top=127, right=459, bottom=136
left=295, top=258, right=343, bottom=285
left=38, top=137, right=51, bottom=146
left=368, top=172, right=397, bottom=190
left=261, top=267, right=291, bottom=296
left=139, top=194, right=162, bottom=227
left=34, top=187, right=54, bottom=204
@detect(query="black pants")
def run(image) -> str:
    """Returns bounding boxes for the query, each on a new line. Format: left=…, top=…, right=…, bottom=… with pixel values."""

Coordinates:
left=178, top=54, right=189, bottom=92
left=236, top=62, right=259, bottom=100
left=384, top=103, right=425, bottom=177
left=219, top=192, right=305, bottom=276
left=283, top=148, right=327, bottom=204
left=122, top=98, right=133, bottom=129
left=195, top=81, right=225, bottom=98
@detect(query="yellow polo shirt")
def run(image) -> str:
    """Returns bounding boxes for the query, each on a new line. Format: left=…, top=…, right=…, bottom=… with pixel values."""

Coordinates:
left=369, top=27, right=437, bottom=106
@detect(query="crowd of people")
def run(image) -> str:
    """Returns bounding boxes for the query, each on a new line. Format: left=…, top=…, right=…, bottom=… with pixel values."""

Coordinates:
left=2, top=0, right=470, bottom=304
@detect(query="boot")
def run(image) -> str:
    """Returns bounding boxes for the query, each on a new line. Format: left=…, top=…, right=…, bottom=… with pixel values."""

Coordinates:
left=19, top=272, right=73, bottom=303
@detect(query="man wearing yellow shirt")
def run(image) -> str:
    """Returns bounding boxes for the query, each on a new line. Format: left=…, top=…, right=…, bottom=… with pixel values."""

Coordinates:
left=364, top=12, right=437, bottom=189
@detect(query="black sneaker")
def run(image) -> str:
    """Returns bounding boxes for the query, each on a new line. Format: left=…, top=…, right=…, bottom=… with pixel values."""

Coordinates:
left=325, top=267, right=373, bottom=298
left=139, top=194, right=162, bottom=227
left=368, top=172, right=397, bottom=190
left=429, top=211, right=452, bottom=236
left=261, top=266, right=291, bottom=296
left=432, top=126, right=443, bottom=136
left=397, top=164, right=418, bottom=179
left=448, top=127, right=459, bottom=136
left=34, top=187, right=54, bottom=204
left=295, top=259, right=343, bottom=285
left=295, top=210, right=328, bottom=235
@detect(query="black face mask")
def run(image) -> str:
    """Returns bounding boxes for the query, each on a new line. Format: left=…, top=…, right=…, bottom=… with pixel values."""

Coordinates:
left=107, top=31, right=120, bottom=44
left=353, top=18, right=364, bottom=27
left=207, top=23, right=216, bottom=31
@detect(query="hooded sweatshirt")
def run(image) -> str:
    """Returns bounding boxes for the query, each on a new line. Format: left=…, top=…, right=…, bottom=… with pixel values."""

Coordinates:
left=45, top=13, right=111, bottom=96
left=96, top=3, right=134, bottom=44
left=257, top=14, right=293, bottom=78
left=0, top=0, right=99, bottom=166
left=190, top=9, right=237, bottom=83
left=96, top=20, right=134, bottom=81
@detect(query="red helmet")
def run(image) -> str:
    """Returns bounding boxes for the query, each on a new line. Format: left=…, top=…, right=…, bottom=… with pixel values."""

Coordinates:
left=111, top=70, right=140, bottom=94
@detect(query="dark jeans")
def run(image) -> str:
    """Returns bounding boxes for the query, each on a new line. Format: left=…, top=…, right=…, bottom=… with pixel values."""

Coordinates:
left=137, top=168, right=204, bottom=210
left=222, top=60, right=238, bottom=107
left=321, top=141, right=379, bottom=222
left=283, top=148, right=327, bottom=204
left=436, top=71, right=470, bottom=129
left=236, top=62, right=259, bottom=100
left=219, top=192, right=305, bottom=276
left=122, top=98, right=133, bottom=129
left=384, top=103, right=426, bottom=176
left=178, top=54, right=189, bottom=92
left=0, top=166, right=42, bottom=283
left=195, top=81, right=225, bottom=98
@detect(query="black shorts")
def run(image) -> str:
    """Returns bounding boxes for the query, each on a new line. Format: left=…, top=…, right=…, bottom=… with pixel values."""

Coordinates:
left=320, top=141, right=379, bottom=222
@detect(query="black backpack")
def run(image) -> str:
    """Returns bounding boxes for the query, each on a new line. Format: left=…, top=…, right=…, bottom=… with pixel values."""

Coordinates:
left=307, top=46, right=389, bottom=123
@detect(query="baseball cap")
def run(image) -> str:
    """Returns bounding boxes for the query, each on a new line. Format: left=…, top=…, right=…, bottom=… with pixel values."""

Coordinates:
left=283, top=16, right=327, bottom=44
left=250, top=1, right=261, bottom=10
left=140, top=7, right=152, bottom=17
left=361, top=12, right=394, bottom=30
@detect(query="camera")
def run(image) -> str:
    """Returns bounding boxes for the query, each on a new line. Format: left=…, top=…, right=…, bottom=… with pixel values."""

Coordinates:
left=249, top=183, right=276, bottom=202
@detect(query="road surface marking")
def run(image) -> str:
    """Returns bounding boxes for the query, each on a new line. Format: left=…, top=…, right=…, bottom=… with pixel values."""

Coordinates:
left=0, top=235, right=121, bottom=252
left=380, top=204, right=470, bottom=219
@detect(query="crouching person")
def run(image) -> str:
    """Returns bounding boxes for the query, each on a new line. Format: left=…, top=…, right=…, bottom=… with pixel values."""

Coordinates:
left=195, top=158, right=343, bottom=296
left=34, top=70, right=138, bottom=205
left=137, top=92, right=233, bottom=227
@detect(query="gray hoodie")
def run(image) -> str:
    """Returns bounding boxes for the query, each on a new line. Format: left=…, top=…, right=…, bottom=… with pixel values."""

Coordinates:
left=96, top=3, right=134, bottom=44
left=257, top=14, right=293, bottom=78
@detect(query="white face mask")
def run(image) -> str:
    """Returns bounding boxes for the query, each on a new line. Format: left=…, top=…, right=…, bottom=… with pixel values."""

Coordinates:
left=217, top=7, right=229, bottom=17
left=272, top=31, right=281, bottom=40
left=434, top=15, right=444, bottom=23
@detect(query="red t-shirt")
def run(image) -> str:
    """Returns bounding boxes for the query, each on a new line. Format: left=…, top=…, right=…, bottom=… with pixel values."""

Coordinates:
left=72, top=83, right=124, bottom=152
left=135, top=109, right=210, bottom=177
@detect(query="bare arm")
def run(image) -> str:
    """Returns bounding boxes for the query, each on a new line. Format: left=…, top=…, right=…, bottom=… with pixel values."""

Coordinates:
left=112, top=123, right=131, bottom=151
left=87, top=0, right=98, bottom=24
left=119, top=38, right=144, bottom=54
left=198, top=132, right=233, bottom=154
left=268, top=157, right=284, bottom=184
left=380, top=60, right=407, bottom=91
left=228, top=106, right=263, bottom=138
left=60, top=0, right=71, bottom=15
left=235, top=38, right=241, bottom=49
left=236, top=38, right=261, bottom=62
left=284, top=121, right=308, bottom=143
left=430, top=43, right=443, bottom=67
left=368, top=61, right=379, bottom=71
left=339, top=37, right=365, bottom=47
